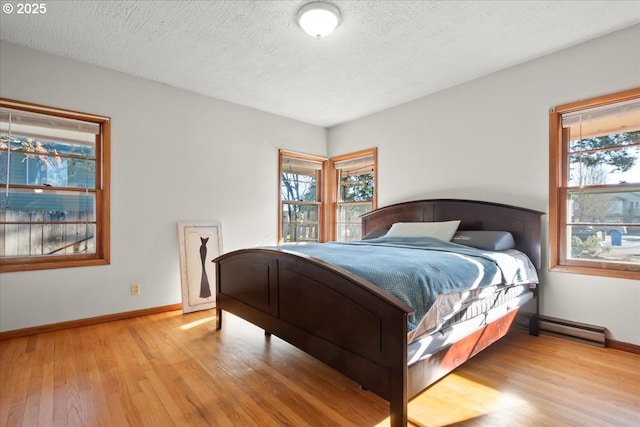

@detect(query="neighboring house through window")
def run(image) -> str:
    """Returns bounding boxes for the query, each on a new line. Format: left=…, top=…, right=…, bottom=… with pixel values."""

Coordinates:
left=279, top=148, right=377, bottom=243
left=0, top=98, right=110, bottom=272
left=549, top=88, right=640, bottom=279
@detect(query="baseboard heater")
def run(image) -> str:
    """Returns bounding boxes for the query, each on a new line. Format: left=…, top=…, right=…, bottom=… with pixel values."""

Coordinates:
left=538, top=315, right=606, bottom=347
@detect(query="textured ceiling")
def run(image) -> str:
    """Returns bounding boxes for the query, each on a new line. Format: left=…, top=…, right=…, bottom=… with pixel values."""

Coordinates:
left=1, top=1, right=639, bottom=127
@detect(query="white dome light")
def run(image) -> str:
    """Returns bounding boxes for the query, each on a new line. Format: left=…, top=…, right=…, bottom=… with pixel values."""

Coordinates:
left=297, top=2, right=341, bottom=38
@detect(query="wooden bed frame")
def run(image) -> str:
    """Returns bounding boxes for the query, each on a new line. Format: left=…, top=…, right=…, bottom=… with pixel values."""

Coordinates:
left=214, top=199, right=544, bottom=427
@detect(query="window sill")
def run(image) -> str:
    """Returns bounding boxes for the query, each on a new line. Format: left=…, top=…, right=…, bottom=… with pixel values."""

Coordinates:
left=549, top=264, right=640, bottom=280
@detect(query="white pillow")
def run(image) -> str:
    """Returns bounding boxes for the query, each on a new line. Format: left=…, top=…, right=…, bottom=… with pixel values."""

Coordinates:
left=385, top=220, right=461, bottom=241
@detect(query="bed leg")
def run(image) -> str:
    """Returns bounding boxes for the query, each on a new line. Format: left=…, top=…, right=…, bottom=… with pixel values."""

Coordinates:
left=216, top=307, right=222, bottom=330
left=389, top=397, right=408, bottom=427
left=389, top=369, right=408, bottom=427
left=264, top=331, right=272, bottom=337
left=529, top=287, right=540, bottom=336
left=529, top=314, right=540, bottom=336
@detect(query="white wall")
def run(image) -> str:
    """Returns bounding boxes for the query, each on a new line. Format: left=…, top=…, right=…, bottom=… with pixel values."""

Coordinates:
left=329, top=25, right=640, bottom=345
left=0, top=41, right=326, bottom=332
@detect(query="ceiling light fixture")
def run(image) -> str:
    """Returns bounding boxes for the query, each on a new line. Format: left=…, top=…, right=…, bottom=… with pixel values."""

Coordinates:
left=297, top=2, right=341, bottom=38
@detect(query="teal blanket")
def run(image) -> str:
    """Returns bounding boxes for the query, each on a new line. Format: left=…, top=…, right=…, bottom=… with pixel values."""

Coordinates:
left=273, top=236, right=533, bottom=331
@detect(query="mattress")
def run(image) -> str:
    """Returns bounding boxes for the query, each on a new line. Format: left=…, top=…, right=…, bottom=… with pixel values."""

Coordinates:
left=408, top=281, right=534, bottom=343
left=276, top=238, right=539, bottom=336
left=408, top=290, right=534, bottom=364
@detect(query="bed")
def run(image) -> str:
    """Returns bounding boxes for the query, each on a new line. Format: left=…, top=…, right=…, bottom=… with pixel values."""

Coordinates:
left=214, top=199, right=543, bottom=427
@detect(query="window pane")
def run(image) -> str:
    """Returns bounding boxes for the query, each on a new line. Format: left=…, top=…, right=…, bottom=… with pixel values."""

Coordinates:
left=567, top=224, right=640, bottom=266
left=1, top=135, right=96, bottom=157
left=568, top=143, right=640, bottom=186
left=0, top=136, right=96, bottom=189
left=281, top=172, right=318, bottom=203
left=567, top=190, right=640, bottom=226
left=1, top=188, right=96, bottom=257
left=339, top=172, right=374, bottom=202
left=1, top=223, right=96, bottom=257
left=569, top=133, right=640, bottom=152
left=566, top=190, right=640, bottom=267
left=336, top=202, right=372, bottom=241
left=1, top=187, right=95, bottom=217
left=282, top=202, right=319, bottom=243
left=281, top=170, right=319, bottom=243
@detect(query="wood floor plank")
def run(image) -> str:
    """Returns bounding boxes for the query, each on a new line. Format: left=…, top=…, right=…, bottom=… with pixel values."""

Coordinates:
left=1, top=309, right=639, bottom=427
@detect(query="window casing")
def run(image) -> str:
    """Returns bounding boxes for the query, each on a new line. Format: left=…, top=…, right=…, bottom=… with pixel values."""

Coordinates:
left=549, top=88, right=640, bottom=279
left=279, top=148, right=377, bottom=243
left=0, top=98, right=110, bottom=272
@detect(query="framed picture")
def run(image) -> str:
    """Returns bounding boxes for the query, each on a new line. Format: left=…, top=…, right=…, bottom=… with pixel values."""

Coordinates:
left=177, top=221, right=222, bottom=313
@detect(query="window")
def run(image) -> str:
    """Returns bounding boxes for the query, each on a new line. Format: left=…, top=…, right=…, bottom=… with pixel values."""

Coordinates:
left=330, top=148, right=377, bottom=241
left=549, top=88, right=640, bottom=279
left=279, top=151, right=327, bottom=243
left=0, top=98, right=110, bottom=272
left=279, top=148, right=377, bottom=243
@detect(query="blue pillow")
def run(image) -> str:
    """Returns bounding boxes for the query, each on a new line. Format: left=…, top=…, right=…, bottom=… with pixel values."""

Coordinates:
left=451, top=231, right=515, bottom=251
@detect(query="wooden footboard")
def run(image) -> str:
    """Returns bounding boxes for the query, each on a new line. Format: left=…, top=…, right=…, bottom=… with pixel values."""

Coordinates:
left=215, top=248, right=415, bottom=427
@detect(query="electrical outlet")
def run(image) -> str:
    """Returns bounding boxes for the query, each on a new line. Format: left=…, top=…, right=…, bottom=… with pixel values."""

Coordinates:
left=131, top=283, right=140, bottom=296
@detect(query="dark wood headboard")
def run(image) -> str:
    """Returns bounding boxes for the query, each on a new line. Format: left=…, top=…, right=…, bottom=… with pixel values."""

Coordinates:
left=361, top=199, right=545, bottom=269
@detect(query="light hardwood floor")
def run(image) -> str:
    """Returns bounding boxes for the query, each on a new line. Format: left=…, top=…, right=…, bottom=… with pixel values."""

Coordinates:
left=1, top=309, right=639, bottom=427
